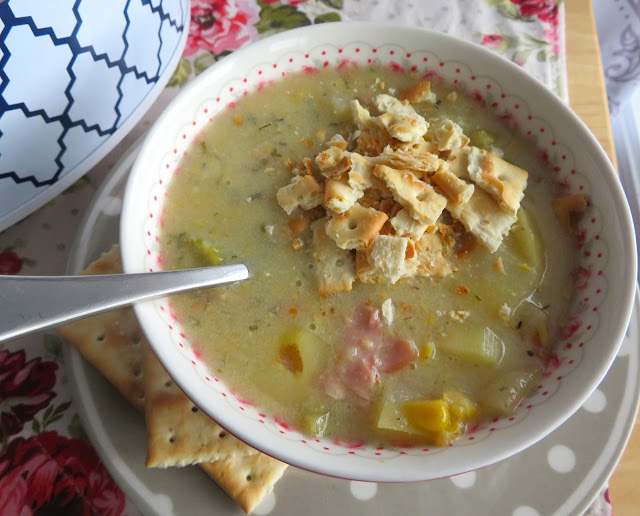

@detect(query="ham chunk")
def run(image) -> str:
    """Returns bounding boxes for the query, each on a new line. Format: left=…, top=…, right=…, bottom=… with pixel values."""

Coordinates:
left=321, top=306, right=417, bottom=403
left=378, top=337, right=419, bottom=373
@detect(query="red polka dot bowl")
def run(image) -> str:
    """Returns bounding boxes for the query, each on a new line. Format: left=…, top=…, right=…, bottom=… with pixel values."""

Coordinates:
left=120, top=22, right=637, bottom=482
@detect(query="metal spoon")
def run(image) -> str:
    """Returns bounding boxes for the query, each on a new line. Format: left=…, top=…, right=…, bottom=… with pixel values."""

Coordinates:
left=0, top=264, right=249, bottom=343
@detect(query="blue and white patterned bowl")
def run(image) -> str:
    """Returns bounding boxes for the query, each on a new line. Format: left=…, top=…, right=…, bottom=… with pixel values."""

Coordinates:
left=0, top=0, right=190, bottom=232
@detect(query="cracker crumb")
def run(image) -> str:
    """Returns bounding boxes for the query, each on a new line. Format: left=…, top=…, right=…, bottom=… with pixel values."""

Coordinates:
left=552, top=194, right=588, bottom=231
left=302, top=157, right=314, bottom=175
left=455, top=285, right=470, bottom=295
left=292, top=238, right=304, bottom=250
left=449, top=310, right=470, bottom=322
left=498, top=303, right=511, bottom=320
left=288, top=218, right=309, bottom=237
left=397, top=81, right=437, bottom=104
left=381, top=298, right=394, bottom=326
left=494, top=256, right=505, bottom=274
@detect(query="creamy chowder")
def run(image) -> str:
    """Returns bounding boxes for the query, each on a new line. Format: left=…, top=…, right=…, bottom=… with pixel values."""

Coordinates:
left=159, top=65, right=578, bottom=446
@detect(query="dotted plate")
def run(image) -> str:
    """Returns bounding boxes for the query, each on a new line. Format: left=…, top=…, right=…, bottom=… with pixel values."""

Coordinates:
left=67, top=142, right=639, bottom=515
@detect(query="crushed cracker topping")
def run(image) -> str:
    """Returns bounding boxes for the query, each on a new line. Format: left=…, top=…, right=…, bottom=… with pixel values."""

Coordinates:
left=273, top=90, right=530, bottom=294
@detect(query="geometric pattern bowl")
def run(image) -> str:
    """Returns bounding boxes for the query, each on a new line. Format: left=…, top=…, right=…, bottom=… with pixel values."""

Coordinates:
left=0, top=0, right=189, bottom=232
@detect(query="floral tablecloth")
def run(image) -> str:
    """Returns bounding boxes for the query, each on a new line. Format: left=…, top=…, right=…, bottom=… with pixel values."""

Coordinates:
left=0, top=1, right=619, bottom=514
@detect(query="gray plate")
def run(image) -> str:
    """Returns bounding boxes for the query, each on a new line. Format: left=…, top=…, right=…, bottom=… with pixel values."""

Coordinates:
left=65, top=144, right=640, bottom=516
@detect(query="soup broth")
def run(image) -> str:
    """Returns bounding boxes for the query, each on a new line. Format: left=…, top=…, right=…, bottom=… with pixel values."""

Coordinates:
left=160, top=66, right=576, bottom=446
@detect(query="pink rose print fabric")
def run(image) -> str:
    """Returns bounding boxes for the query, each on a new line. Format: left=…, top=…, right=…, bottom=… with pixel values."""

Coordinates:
left=511, top=0, right=559, bottom=23
left=0, top=349, right=57, bottom=440
left=184, top=0, right=260, bottom=56
left=0, top=249, right=23, bottom=275
left=0, top=432, right=126, bottom=515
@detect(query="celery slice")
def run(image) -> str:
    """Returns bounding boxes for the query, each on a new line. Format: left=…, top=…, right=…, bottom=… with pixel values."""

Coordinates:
left=186, top=238, right=223, bottom=266
left=469, top=129, right=496, bottom=149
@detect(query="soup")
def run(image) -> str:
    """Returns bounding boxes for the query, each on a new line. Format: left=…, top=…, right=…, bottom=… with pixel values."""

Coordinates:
left=159, top=65, right=578, bottom=446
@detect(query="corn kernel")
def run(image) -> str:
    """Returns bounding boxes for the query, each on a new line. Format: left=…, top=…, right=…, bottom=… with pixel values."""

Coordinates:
left=446, top=416, right=461, bottom=434
left=442, top=390, right=478, bottom=420
left=404, top=400, right=450, bottom=432
left=420, top=342, right=435, bottom=360
left=234, top=114, right=243, bottom=126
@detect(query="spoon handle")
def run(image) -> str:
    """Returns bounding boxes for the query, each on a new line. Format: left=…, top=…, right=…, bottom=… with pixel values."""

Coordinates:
left=0, top=264, right=249, bottom=343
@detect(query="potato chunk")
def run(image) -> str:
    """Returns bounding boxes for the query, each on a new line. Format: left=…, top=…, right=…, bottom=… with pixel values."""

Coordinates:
left=438, top=326, right=505, bottom=367
left=277, top=328, right=324, bottom=382
left=481, top=369, right=540, bottom=416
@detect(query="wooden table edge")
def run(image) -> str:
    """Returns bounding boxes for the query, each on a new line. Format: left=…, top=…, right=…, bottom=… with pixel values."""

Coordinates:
left=565, top=2, right=640, bottom=514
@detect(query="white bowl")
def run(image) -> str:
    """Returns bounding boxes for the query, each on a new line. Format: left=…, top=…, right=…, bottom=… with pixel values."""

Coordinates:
left=0, top=0, right=189, bottom=232
left=121, top=22, right=637, bottom=482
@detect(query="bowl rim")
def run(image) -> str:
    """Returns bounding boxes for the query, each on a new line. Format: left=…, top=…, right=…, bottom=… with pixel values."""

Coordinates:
left=121, top=21, right=638, bottom=481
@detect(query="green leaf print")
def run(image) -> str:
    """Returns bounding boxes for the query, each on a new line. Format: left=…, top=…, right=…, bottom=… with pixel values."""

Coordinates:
left=167, top=58, right=192, bottom=88
left=67, top=413, right=89, bottom=441
left=194, top=52, right=217, bottom=76
left=537, top=49, right=547, bottom=62
left=43, top=333, right=64, bottom=363
left=484, top=0, right=531, bottom=22
left=503, top=35, right=518, bottom=49
left=524, top=33, right=550, bottom=47
left=21, top=257, right=37, bottom=268
left=512, top=48, right=532, bottom=65
left=314, top=12, right=341, bottom=24
left=256, top=4, right=312, bottom=34
left=2, top=238, right=26, bottom=251
left=320, top=0, right=344, bottom=8
left=40, top=401, right=72, bottom=431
